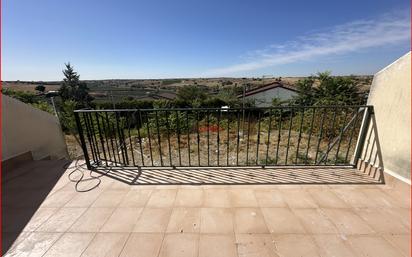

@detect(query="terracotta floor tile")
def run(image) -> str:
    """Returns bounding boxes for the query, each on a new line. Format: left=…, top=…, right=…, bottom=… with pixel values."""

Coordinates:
left=331, top=188, right=379, bottom=208
left=322, top=209, right=374, bottom=235
left=261, top=208, right=306, bottom=234
left=234, top=208, right=269, bottom=233
left=64, top=189, right=102, bottom=208
left=307, top=188, right=349, bottom=208
left=384, top=208, right=411, bottom=229
left=175, top=189, right=204, bottom=207
left=236, top=234, right=279, bottom=257
left=272, top=234, right=321, bottom=257
left=158, top=233, right=199, bottom=257
left=3, top=231, right=31, bottom=255
left=382, top=234, right=411, bottom=257
left=279, top=188, right=318, bottom=209
left=22, top=208, right=59, bottom=232
left=43, top=233, right=95, bottom=257
left=36, top=208, right=87, bottom=232
left=40, top=190, right=78, bottom=208
left=82, top=233, right=129, bottom=257
left=118, top=189, right=152, bottom=207
left=199, top=234, right=237, bottom=257
left=254, top=189, right=287, bottom=207
left=146, top=189, right=177, bottom=208
left=133, top=208, right=172, bottom=232
left=119, top=233, right=163, bottom=257
left=200, top=208, right=234, bottom=234
left=356, top=208, right=409, bottom=234
left=4, top=232, right=61, bottom=257
left=360, top=188, right=398, bottom=208
left=101, top=208, right=143, bottom=232
left=91, top=190, right=128, bottom=207
left=69, top=208, right=114, bottom=232
left=167, top=208, right=201, bottom=233
left=203, top=189, right=231, bottom=207
left=229, top=189, right=258, bottom=207
left=348, top=235, right=405, bottom=257
left=313, top=235, right=359, bottom=257
left=293, top=209, right=338, bottom=234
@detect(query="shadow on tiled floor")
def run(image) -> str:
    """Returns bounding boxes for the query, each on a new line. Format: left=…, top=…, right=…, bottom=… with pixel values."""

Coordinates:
left=95, top=166, right=382, bottom=185
left=2, top=159, right=69, bottom=254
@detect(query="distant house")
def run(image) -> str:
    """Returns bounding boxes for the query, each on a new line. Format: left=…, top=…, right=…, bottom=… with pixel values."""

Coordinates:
left=237, top=82, right=298, bottom=107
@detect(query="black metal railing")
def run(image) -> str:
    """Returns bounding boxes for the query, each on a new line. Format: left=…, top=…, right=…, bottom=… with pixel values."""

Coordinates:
left=74, top=105, right=372, bottom=169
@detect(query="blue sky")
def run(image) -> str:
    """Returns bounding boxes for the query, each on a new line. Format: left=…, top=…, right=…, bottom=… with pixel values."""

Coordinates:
left=3, top=0, right=410, bottom=80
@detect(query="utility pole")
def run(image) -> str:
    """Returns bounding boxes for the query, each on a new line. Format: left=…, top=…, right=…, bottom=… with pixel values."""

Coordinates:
left=50, top=96, right=58, bottom=118
left=241, top=83, right=246, bottom=138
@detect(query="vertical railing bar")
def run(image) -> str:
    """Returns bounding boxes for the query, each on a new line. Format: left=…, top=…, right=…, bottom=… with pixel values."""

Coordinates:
left=295, top=108, right=305, bottom=164
left=207, top=110, right=210, bottom=166
left=186, top=110, right=191, bottom=166
left=82, top=112, right=96, bottom=164
left=275, top=109, right=283, bottom=165
left=284, top=108, right=293, bottom=165
left=334, top=108, right=350, bottom=164
left=265, top=109, right=272, bottom=166
left=126, top=112, right=136, bottom=166
left=226, top=110, right=230, bottom=166
left=324, top=107, right=338, bottom=164
left=175, top=110, right=182, bottom=166
left=120, top=115, right=130, bottom=165
left=115, top=111, right=127, bottom=165
left=84, top=112, right=99, bottom=164
left=197, top=111, right=201, bottom=166
left=111, top=112, right=123, bottom=166
left=105, top=112, right=118, bottom=166
left=256, top=111, right=261, bottom=165
left=314, top=108, right=327, bottom=164
left=362, top=121, right=374, bottom=161
left=87, top=112, right=101, bottom=163
left=154, top=110, right=163, bottom=166
left=236, top=110, right=241, bottom=166
left=137, top=110, right=145, bottom=166
left=344, top=107, right=361, bottom=163
left=305, top=108, right=316, bottom=164
left=353, top=107, right=372, bottom=166
left=145, top=111, right=154, bottom=166
left=95, top=112, right=108, bottom=166
left=99, top=112, right=112, bottom=163
left=217, top=109, right=221, bottom=166
left=165, top=110, right=173, bottom=167
left=246, top=110, right=251, bottom=166
left=74, top=112, right=91, bottom=170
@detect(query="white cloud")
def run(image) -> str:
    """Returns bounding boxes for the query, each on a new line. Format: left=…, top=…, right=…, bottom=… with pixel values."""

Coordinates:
left=205, top=11, right=410, bottom=76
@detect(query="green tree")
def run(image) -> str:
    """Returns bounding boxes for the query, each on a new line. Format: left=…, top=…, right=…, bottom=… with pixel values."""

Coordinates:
left=35, top=84, right=46, bottom=93
left=176, top=85, right=207, bottom=107
left=293, top=72, right=364, bottom=106
left=59, top=63, right=92, bottom=106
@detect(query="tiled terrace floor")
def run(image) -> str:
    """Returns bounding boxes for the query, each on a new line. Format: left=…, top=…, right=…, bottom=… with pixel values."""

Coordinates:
left=3, top=160, right=410, bottom=257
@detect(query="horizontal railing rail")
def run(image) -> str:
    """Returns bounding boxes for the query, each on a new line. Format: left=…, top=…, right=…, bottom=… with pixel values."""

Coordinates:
left=74, top=105, right=372, bottom=169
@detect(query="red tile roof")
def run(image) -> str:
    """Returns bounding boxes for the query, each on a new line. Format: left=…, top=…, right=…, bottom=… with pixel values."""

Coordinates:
left=237, top=82, right=297, bottom=98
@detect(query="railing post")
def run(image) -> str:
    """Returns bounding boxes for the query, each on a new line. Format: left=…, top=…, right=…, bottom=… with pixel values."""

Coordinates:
left=352, top=106, right=373, bottom=167
left=74, top=112, right=92, bottom=170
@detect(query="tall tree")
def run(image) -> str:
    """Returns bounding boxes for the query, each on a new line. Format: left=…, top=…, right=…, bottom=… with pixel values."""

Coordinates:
left=59, top=63, right=92, bottom=106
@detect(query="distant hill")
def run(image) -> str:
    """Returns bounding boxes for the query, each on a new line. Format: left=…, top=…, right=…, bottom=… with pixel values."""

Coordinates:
left=3, top=76, right=373, bottom=103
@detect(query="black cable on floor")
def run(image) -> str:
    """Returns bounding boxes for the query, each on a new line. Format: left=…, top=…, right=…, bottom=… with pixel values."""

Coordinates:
left=64, top=157, right=108, bottom=192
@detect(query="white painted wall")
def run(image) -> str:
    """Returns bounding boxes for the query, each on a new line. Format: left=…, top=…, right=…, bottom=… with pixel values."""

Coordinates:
left=2, top=95, right=68, bottom=161
left=244, top=87, right=297, bottom=107
left=362, top=52, right=411, bottom=180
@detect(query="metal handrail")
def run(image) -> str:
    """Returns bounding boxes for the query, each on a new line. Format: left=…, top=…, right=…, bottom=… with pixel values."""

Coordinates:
left=74, top=105, right=372, bottom=170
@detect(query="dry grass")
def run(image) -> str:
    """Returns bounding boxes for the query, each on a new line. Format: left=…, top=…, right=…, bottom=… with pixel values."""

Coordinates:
left=83, top=128, right=356, bottom=167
